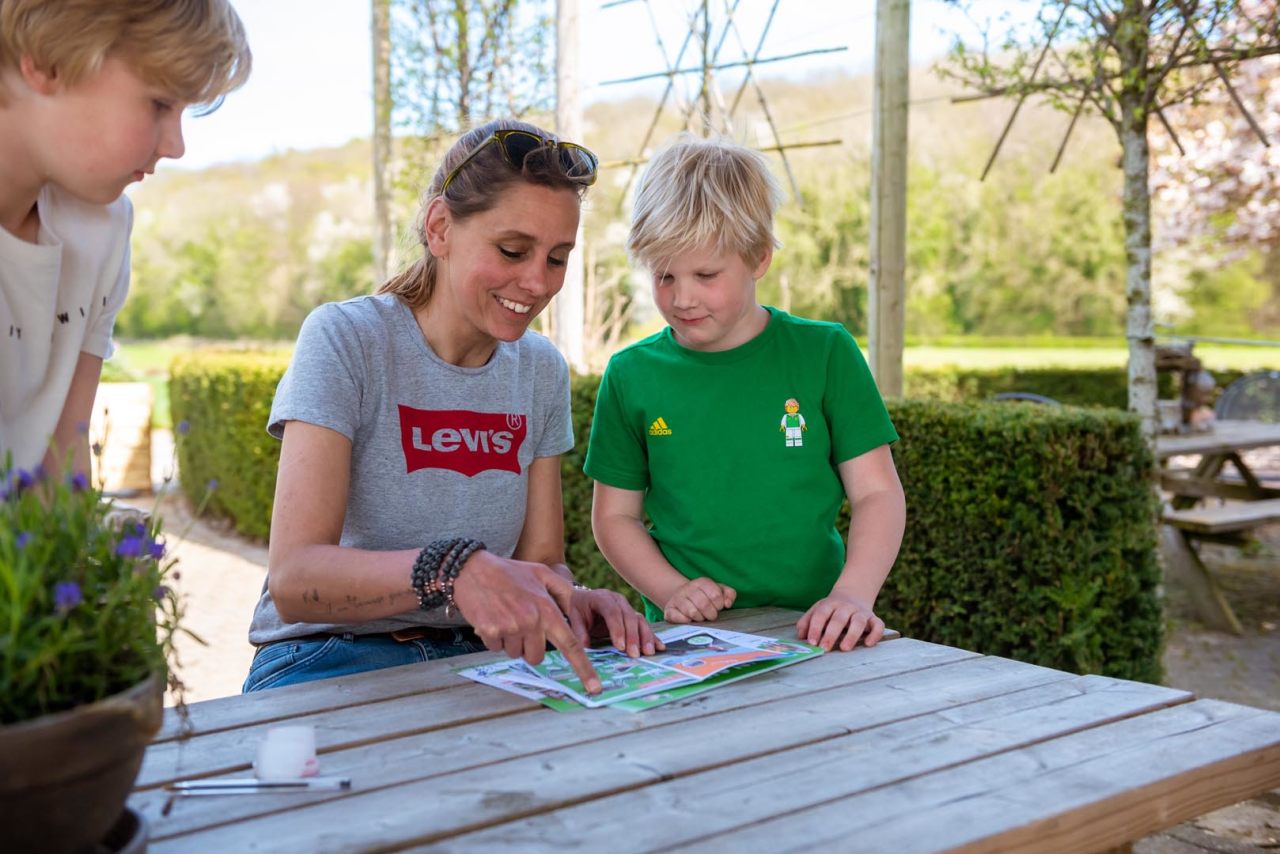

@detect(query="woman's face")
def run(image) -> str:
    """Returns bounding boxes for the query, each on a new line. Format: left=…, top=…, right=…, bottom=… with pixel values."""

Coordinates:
left=427, top=182, right=581, bottom=348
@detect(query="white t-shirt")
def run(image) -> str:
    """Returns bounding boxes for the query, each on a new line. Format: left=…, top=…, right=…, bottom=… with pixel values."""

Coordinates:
left=0, top=185, right=132, bottom=472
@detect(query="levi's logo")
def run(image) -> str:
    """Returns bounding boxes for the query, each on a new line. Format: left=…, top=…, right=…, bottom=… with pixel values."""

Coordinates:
left=398, top=406, right=526, bottom=477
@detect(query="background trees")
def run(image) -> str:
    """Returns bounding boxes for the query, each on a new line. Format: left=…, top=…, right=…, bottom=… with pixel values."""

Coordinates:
left=939, top=0, right=1280, bottom=439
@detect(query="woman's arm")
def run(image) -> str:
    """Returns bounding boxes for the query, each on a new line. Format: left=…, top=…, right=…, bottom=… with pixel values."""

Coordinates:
left=512, top=454, right=571, bottom=580
left=266, top=420, right=420, bottom=624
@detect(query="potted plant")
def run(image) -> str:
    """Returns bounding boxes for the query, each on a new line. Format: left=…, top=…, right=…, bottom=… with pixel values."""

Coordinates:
left=0, top=462, right=187, bottom=854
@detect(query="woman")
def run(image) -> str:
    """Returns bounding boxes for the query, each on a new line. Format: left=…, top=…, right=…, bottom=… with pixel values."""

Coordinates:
left=243, top=119, right=656, bottom=694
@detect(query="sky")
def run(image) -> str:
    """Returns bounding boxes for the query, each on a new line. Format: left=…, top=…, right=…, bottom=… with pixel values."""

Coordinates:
left=168, top=0, right=1031, bottom=172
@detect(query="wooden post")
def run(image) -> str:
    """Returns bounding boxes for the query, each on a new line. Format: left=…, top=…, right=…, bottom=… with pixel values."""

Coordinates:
left=371, top=0, right=393, bottom=285
left=555, top=0, right=586, bottom=371
left=869, top=0, right=909, bottom=397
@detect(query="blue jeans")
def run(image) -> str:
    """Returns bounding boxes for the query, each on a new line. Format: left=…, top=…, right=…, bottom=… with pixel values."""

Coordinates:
left=242, top=630, right=487, bottom=693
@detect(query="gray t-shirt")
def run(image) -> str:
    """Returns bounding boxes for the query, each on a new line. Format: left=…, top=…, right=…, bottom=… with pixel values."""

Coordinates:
left=248, top=293, right=574, bottom=644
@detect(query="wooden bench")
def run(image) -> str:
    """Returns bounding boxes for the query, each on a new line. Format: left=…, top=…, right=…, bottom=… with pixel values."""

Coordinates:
left=1161, top=498, right=1280, bottom=634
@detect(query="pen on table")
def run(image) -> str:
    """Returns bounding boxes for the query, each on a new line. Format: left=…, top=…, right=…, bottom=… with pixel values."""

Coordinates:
left=166, top=776, right=352, bottom=793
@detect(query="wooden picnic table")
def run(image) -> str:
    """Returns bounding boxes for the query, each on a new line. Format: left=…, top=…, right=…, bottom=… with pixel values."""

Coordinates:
left=1155, top=420, right=1280, bottom=633
left=1157, top=419, right=1280, bottom=506
left=129, top=607, right=1280, bottom=853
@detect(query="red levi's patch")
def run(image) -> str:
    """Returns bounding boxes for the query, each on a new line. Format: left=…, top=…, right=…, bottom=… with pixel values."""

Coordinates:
left=398, top=406, right=527, bottom=477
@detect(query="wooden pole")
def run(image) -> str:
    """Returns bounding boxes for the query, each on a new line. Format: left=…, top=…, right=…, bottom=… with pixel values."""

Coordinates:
left=869, top=0, right=909, bottom=397
left=555, top=0, right=586, bottom=371
left=371, top=0, right=393, bottom=285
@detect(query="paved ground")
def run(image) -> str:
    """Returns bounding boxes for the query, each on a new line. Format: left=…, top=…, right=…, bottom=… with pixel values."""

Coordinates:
left=141, top=459, right=1279, bottom=850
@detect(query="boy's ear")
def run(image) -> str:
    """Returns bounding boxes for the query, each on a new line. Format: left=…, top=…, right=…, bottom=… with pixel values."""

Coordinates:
left=18, top=55, right=60, bottom=96
left=751, top=246, right=774, bottom=280
left=422, top=197, right=451, bottom=258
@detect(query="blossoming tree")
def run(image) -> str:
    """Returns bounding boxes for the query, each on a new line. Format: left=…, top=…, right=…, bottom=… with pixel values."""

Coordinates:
left=940, top=0, right=1280, bottom=444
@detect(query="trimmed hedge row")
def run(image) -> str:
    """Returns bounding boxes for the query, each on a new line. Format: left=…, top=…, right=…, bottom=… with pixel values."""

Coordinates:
left=876, top=398, right=1160, bottom=682
left=170, top=357, right=1162, bottom=681
left=169, top=353, right=290, bottom=541
left=906, top=365, right=1245, bottom=408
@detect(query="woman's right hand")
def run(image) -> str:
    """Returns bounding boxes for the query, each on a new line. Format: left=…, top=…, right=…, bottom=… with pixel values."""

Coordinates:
left=451, top=550, right=603, bottom=694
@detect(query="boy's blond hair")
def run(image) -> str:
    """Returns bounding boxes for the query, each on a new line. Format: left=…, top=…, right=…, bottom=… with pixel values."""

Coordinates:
left=628, top=134, right=782, bottom=271
left=0, top=0, right=251, bottom=108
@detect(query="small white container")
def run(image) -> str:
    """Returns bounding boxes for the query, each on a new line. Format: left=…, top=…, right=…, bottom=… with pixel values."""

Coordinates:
left=254, top=725, right=319, bottom=781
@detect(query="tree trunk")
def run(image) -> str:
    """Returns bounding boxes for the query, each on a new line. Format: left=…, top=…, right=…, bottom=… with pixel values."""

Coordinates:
left=454, top=1, right=472, bottom=126
left=1117, top=3, right=1158, bottom=448
left=554, top=0, right=586, bottom=371
left=372, top=0, right=393, bottom=285
left=1120, top=109, right=1157, bottom=446
left=868, top=0, right=909, bottom=397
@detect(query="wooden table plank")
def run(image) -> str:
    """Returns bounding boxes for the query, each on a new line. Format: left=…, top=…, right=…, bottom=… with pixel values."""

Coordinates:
left=153, top=608, right=819, bottom=743
left=1156, top=420, right=1280, bottom=461
left=145, top=652, right=1066, bottom=852
left=423, top=675, right=1193, bottom=852
left=672, top=700, right=1280, bottom=854
left=1162, top=498, right=1280, bottom=535
left=134, top=636, right=962, bottom=840
left=141, top=612, right=896, bottom=786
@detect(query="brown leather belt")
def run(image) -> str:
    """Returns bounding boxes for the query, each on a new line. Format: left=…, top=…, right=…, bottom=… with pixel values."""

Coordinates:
left=285, top=627, right=480, bottom=645
left=389, top=626, right=479, bottom=643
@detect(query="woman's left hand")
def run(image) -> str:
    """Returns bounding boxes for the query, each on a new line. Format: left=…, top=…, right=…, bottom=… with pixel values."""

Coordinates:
left=565, top=587, right=662, bottom=657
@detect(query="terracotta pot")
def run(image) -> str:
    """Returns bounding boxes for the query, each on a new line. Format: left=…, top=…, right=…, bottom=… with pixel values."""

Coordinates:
left=0, top=674, right=163, bottom=854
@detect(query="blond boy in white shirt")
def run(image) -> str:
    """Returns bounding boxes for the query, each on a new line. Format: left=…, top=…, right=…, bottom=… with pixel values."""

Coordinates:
left=0, top=1, right=251, bottom=477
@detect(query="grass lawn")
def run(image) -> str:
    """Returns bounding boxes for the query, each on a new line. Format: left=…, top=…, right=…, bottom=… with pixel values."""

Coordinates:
left=906, top=344, right=1280, bottom=371
left=108, top=339, right=290, bottom=429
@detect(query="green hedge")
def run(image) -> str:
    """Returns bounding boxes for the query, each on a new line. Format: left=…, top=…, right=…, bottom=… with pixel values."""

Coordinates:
left=905, top=365, right=1245, bottom=408
left=169, top=353, right=289, bottom=540
left=871, top=398, right=1161, bottom=682
left=171, top=357, right=1162, bottom=681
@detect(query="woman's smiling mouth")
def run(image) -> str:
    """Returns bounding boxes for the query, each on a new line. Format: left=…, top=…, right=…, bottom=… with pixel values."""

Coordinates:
left=496, top=295, right=532, bottom=315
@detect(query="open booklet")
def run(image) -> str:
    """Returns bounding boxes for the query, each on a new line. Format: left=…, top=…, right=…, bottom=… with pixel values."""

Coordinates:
left=456, top=625, right=823, bottom=712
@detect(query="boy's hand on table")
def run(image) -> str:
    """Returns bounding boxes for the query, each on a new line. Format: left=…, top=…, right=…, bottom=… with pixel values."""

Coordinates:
left=797, top=592, right=885, bottom=651
left=663, top=577, right=737, bottom=624
left=565, top=587, right=663, bottom=657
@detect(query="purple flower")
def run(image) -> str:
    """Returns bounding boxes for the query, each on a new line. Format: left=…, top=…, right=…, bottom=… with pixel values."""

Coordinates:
left=133, top=522, right=147, bottom=537
left=149, top=540, right=166, bottom=560
left=68, top=471, right=89, bottom=492
left=206, top=479, right=219, bottom=492
left=15, top=469, right=34, bottom=491
left=152, top=585, right=170, bottom=601
left=177, top=420, right=190, bottom=435
left=32, top=464, right=46, bottom=482
left=15, top=531, right=32, bottom=549
left=115, top=535, right=145, bottom=558
left=54, top=581, right=82, bottom=612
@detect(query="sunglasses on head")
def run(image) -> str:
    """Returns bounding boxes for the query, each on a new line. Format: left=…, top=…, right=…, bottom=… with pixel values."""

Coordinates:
left=440, top=129, right=599, bottom=196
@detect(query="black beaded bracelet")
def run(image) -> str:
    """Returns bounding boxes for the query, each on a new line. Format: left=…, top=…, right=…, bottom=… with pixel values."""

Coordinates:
left=411, top=539, right=455, bottom=610
left=412, top=537, right=484, bottom=614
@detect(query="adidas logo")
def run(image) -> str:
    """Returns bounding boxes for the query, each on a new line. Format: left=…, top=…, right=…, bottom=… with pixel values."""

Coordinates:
left=648, top=416, right=673, bottom=437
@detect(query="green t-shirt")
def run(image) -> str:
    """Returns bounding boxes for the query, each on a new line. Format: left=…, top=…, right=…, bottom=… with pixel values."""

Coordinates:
left=585, top=308, right=899, bottom=620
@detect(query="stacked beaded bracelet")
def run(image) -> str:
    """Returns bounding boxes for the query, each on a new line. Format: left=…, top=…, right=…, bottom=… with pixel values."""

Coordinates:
left=411, top=537, right=485, bottom=615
